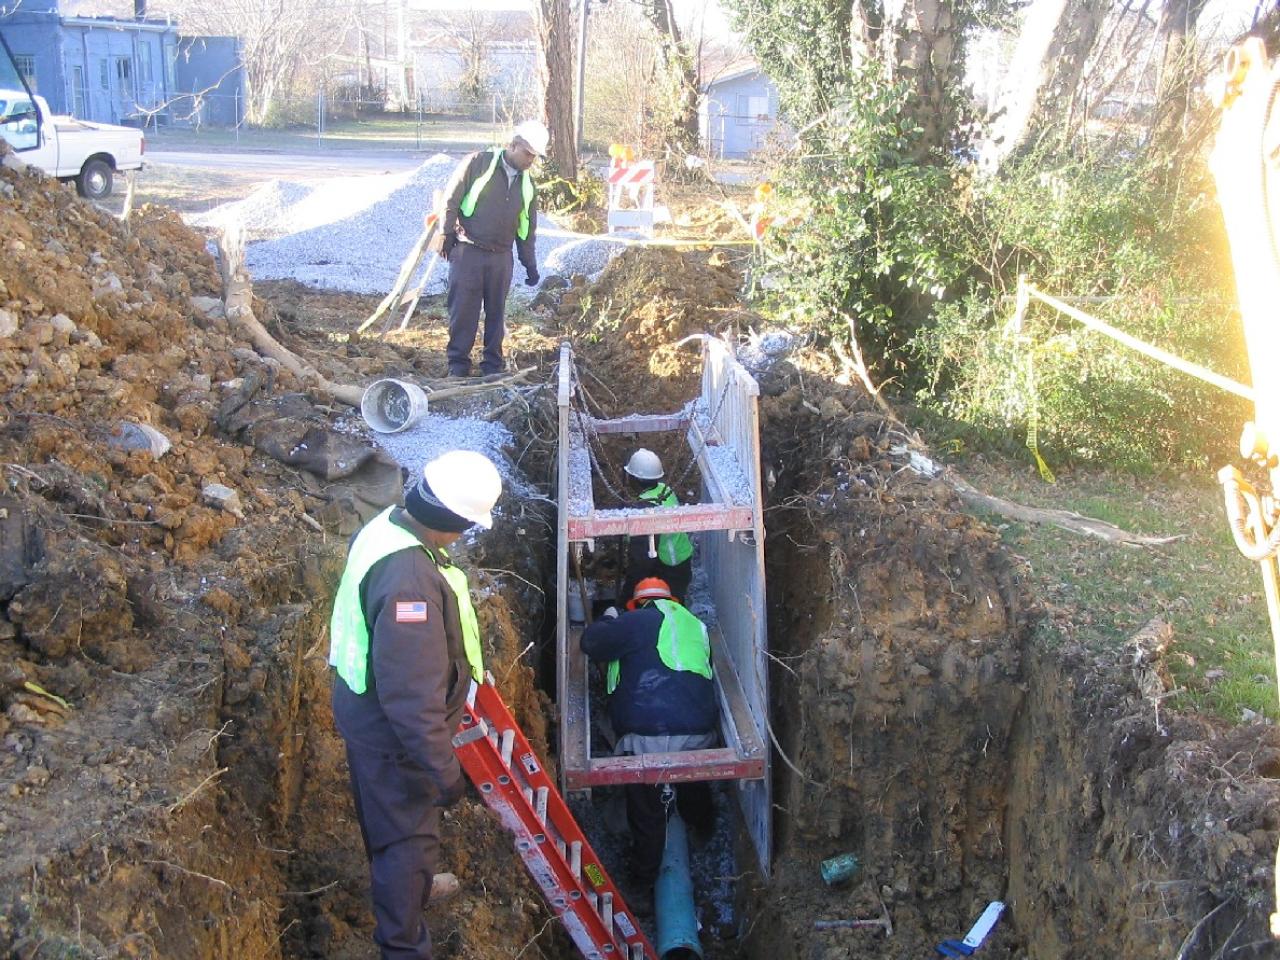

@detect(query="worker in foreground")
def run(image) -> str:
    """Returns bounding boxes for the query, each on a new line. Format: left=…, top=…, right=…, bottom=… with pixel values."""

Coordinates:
left=580, top=577, right=718, bottom=891
left=621, top=448, right=694, bottom=604
left=437, top=120, right=547, bottom=378
left=328, top=450, right=502, bottom=960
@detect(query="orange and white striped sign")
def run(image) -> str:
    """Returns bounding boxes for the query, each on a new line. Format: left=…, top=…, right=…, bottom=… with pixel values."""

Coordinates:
left=607, top=160, right=655, bottom=187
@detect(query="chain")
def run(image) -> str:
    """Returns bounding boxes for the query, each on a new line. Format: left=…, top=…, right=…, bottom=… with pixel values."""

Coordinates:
left=669, top=371, right=735, bottom=492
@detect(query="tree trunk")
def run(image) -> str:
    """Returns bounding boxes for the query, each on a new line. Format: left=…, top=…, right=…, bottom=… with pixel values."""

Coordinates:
left=538, top=0, right=577, bottom=179
left=881, top=0, right=963, bottom=157
left=644, top=0, right=700, bottom=151
left=1150, top=0, right=1210, bottom=162
left=977, top=0, right=1109, bottom=172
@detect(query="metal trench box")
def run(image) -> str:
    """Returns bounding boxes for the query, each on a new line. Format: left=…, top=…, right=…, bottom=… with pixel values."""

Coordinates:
left=555, top=339, right=772, bottom=875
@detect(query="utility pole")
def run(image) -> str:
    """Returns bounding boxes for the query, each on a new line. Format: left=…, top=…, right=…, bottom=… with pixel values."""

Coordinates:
left=574, top=0, right=587, bottom=151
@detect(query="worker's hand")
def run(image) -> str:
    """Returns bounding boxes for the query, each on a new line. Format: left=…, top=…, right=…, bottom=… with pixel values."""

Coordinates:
left=440, top=233, right=456, bottom=260
left=524, top=267, right=540, bottom=287
left=438, top=773, right=467, bottom=808
left=602, top=606, right=619, bottom=620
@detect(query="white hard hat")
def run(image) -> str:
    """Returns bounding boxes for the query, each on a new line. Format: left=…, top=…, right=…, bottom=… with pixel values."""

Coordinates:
left=422, top=450, right=503, bottom=529
left=624, top=448, right=664, bottom=481
left=512, top=120, right=549, bottom=157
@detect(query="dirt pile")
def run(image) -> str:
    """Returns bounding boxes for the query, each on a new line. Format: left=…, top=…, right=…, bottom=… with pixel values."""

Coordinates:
left=0, top=162, right=563, bottom=959
left=548, top=246, right=753, bottom=414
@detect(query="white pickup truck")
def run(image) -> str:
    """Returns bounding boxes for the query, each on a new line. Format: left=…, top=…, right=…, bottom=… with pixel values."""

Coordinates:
left=0, top=89, right=144, bottom=200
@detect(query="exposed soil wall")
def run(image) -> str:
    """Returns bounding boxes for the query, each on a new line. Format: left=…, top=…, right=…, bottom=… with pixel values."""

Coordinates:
left=1006, top=643, right=1280, bottom=957
left=750, top=360, right=1280, bottom=959
left=753, top=371, right=1027, bottom=958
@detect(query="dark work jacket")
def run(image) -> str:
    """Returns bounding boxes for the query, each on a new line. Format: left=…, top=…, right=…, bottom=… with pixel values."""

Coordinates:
left=331, top=509, right=472, bottom=796
left=442, top=149, right=538, bottom=274
left=580, top=605, right=718, bottom=737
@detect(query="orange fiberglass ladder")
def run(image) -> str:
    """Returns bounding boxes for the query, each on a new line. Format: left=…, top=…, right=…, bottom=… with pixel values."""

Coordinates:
left=453, top=675, right=658, bottom=960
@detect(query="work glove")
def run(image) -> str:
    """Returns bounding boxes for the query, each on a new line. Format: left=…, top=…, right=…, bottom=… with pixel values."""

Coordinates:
left=438, top=772, right=467, bottom=808
left=524, top=267, right=540, bottom=287
left=440, top=233, right=456, bottom=259
left=602, top=606, right=619, bottom=620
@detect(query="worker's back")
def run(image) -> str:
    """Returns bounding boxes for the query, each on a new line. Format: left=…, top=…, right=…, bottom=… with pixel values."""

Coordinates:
left=581, top=605, right=717, bottom=737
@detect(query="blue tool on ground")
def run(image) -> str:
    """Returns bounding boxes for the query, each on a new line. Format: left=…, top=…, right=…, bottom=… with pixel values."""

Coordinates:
left=936, top=901, right=1005, bottom=957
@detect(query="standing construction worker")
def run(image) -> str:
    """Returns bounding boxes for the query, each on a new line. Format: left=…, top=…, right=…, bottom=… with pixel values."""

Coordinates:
left=329, top=450, right=502, bottom=960
left=620, top=448, right=694, bottom=604
left=438, top=120, right=547, bottom=378
left=580, top=577, right=718, bottom=888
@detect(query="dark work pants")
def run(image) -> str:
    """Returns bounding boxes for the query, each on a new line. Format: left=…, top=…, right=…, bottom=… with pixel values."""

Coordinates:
left=625, top=778, right=714, bottom=884
left=446, top=243, right=513, bottom=376
left=346, top=745, right=443, bottom=960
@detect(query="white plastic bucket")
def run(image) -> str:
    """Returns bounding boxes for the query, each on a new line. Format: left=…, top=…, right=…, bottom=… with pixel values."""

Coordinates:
left=361, top=378, right=431, bottom=433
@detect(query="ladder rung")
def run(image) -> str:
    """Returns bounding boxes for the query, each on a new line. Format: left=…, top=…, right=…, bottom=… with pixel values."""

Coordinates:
left=500, top=728, right=516, bottom=766
left=522, top=785, right=534, bottom=807
left=601, top=893, right=613, bottom=932
left=630, top=944, right=644, bottom=960
left=570, top=840, right=583, bottom=879
left=487, top=727, right=500, bottom=748
left=587, top=892, right=598, bottom=915
left=535, top=786, right=549, bottom=825
left=556, top=838, right=567, bottom=860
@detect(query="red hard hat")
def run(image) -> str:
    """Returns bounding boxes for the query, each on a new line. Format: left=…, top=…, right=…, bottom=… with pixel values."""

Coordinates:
left=626, top=577, right=673, bottom=611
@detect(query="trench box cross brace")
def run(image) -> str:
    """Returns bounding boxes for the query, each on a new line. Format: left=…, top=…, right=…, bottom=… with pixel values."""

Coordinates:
left=555, top=340, right=772, bottom=875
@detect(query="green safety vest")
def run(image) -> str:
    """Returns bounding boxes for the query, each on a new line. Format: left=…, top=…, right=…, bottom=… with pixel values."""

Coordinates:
left=329, top=507, right=484, bottom=694
left=607, top=598, right=713, bottom=694
left=639, top=483, right=694, bottom=566
left=459, top=147, right=535, bottom=241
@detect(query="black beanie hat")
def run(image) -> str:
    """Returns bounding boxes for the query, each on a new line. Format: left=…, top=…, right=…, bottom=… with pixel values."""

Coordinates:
left=405, top=476, right=474, bottom=533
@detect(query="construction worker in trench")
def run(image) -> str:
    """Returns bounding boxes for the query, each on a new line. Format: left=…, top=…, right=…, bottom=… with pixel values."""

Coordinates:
left=619, top=447, right=694, bottom=605
left=436, top=120, right=547, bottom=378
left=580, top=577, right=717, bottom=890
left=328, top=449, right=501, bottom=960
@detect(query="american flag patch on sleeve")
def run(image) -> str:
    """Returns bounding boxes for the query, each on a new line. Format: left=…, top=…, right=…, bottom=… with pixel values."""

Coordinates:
left=395, top=601, right=429, bottom=623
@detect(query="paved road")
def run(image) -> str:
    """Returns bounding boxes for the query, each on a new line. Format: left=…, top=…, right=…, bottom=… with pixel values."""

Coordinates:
left=147, top=149, right=450, bottom=177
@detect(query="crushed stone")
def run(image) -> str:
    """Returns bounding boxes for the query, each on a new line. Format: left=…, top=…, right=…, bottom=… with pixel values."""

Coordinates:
left=193, top=155, right=635, bottom=296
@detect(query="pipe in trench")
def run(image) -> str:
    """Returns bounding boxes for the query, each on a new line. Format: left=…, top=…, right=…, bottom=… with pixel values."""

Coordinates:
left=655, top=812, right=703, bottom=960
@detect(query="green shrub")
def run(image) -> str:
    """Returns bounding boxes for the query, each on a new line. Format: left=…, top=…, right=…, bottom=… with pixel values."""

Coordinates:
left=758, top=69, right=969, bottom=383
left=913, top=152, right=1250, bottom=470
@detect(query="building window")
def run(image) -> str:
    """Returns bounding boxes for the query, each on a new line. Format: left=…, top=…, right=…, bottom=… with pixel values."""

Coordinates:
left=165, top=46, right=176, bottom=91
left=733, top=93, right=769, bottom=127
left=14, top=55, right=36, bottom=91
left=100, top=60, right=109, bottom=90
left=138, top=44, right=153, bottom=84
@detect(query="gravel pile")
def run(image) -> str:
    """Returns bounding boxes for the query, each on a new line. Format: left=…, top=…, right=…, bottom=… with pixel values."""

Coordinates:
left=193, top=155, right=634, bottom=296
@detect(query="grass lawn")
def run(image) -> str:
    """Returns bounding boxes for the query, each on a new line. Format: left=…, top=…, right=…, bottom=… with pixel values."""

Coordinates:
left=960, top=458, right=1277, bottom=724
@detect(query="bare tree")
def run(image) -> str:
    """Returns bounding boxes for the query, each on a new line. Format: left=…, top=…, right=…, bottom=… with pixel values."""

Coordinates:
left=537, top=0, right=577, bottom=178
left=639, top=0, right=700, bottom=151
left=1149, top=0, right=1210, bottom=158
left=423, top=9, right=505, bottom=106
left=153, top=0, right=356, bottom=124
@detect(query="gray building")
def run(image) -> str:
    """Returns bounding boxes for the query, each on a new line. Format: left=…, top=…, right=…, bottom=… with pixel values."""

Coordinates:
left=0, top=0, right=242, bottom=126
left=700, top=66, right=781, bottom=160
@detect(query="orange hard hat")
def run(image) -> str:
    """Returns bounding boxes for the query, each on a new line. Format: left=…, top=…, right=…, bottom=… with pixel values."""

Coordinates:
left=627, top=577, right=674, bottom=610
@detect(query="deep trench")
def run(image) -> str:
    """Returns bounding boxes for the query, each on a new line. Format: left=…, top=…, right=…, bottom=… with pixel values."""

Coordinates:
left=199, top=427, right=1277, bottom=960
